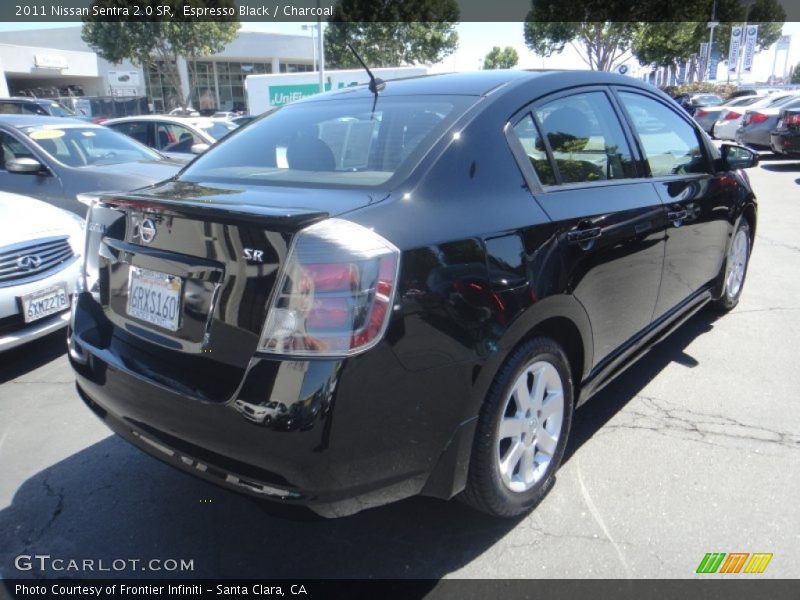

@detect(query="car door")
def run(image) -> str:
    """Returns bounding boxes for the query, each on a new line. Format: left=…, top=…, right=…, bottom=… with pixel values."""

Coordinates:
left=614, top=89, right=734, bottom=320
left=508, top=88, right=667, bottom=364
left=0, top=128, right=65, bottom=209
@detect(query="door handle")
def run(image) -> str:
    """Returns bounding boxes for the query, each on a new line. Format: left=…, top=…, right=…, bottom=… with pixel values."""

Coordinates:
left=667, top=209, right=688, bottom=225
left=567, top=227, right=602, bottom=244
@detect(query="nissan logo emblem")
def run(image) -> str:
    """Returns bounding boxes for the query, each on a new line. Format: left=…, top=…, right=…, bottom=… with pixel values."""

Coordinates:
left=16, top=255, right=42, bottom=270
left=140, top=218, right=157, bottom=244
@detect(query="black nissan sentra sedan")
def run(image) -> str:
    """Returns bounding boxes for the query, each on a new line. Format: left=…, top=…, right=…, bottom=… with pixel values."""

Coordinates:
left=69, top=71, right=758, bottom=518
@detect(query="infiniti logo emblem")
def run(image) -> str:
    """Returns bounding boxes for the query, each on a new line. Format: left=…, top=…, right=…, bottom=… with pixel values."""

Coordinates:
left=16, top=255, right=42, bottom=270
left=139, top=218, right=157, bottom=244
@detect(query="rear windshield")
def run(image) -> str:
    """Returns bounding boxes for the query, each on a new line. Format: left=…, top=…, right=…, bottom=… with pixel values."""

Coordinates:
left=180, top=95, right=473, bottom=188
left=769, top=94, right=800, bottom=107
left=693, top=95, right=722, bottom=105
left=43, top=101, right=75, bottom=117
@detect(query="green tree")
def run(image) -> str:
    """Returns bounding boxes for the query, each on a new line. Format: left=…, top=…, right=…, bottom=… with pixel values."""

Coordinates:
left=324, top=0, right=459, bottom=69
left=482, top=46, right=519, bottom=69
left=524, top=20, right=641, bottom=72
left=632, top=0, right=784, bottom=80
left=791, top=64, right=800, bottom=84
left=82, top=1, right=239, bottom=111
left=523, top=0, right=784, bottom=74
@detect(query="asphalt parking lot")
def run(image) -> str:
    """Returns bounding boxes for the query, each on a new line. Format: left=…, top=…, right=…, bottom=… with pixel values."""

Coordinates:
left=0, top=158, right=798, bottom=580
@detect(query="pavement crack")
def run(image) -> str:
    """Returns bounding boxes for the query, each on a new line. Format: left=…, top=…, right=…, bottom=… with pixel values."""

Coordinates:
left=601, top=394, right=800, bottom=451
left=755, top=235, right=800, bottom=254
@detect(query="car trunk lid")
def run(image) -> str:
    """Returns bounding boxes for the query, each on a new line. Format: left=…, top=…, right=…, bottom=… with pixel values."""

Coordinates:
left=84, top=181, right=379, bottom=402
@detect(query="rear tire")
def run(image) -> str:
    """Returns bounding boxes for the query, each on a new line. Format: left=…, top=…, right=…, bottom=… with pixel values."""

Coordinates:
left=459, top=337, right=574, bottom=517
left=714, top=219, right=751, bottom=312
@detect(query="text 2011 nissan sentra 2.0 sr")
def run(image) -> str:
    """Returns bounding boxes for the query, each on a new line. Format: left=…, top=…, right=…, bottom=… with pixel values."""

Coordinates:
left=69, top=71, right=758, bottom=518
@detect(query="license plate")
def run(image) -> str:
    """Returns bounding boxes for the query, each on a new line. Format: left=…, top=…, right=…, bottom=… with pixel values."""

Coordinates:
left=777, top=119, right=784, bottom=128
left=20, top=284, right=70, bottom=323
left=126, top=267, right=182, bottom=331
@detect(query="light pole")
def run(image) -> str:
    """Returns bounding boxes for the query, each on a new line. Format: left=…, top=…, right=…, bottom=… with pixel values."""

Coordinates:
left=317, top=8, right=324, bottom=94
left=301, top=24, right=317, bottom=72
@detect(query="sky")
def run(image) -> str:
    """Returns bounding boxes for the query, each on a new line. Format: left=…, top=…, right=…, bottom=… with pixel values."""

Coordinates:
left=1, top=20, right=799, bottom=82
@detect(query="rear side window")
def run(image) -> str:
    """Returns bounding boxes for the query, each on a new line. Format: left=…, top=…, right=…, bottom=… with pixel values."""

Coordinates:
left=0, top=102, right=23, bottom=115
left=511, top=114, right=556, bottom=185
left=533, top=91, right=637, bottom=184
left=618, top=92, right=708, bottom=177
left=180, top=95, right=473, bottom=188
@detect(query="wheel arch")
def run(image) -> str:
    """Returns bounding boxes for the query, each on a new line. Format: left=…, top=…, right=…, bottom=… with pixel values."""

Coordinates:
left=469, top=294, right=593, bottom=420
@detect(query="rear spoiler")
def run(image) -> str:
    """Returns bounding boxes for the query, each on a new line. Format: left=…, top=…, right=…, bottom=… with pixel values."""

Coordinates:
left=96, top=193, right=328, bottom=232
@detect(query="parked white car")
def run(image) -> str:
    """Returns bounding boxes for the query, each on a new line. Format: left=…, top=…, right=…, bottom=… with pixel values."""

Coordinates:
left=0, top=191, right=83, bottom=351
left=714, top=92, right=800, bottom=140
left=103, top=115, right=237, bottom=160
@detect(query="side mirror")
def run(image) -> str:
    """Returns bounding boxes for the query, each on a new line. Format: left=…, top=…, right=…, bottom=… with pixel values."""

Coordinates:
left=190, top=143, right=210, bottom=155
left=720, top=143, right=759, bottom=170
left=6, top=157, right=46, bottom=174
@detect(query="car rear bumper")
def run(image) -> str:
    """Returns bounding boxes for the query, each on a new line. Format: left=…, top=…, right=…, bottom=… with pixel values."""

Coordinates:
left=68, top=292, right=476, bottom=517
left=770, top=131, right=800, bottom=155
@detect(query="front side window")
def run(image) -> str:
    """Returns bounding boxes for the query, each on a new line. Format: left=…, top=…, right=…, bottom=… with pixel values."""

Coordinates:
left=156, top=122, right=201, bottom=153
left=618, top=92, right=708, bottom=177
left=534, top=91, right=637, bottom=184
left=180, top=95, right=472, bottom=188
left=0, top=131, right=36, bottom=169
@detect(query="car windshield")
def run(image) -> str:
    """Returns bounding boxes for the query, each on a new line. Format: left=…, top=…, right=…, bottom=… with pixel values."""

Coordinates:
left=181, top=95, right=472, bottom=188
left=22, top=124, right=162, bottom=167
left=196, top=121, right=237, bottom=140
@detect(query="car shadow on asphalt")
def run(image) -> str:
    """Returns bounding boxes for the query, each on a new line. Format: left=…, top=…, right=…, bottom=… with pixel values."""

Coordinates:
left=759, top=161, right=800, bottom=172
left=0, top=309, right=721, bottom=582
left=0, top=330, right=67, bottom=385
left=562, top=307, right=719, bottom=466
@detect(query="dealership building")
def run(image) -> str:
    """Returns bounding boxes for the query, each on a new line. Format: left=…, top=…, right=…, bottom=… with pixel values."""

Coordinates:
left=0, top=26, right=315, bottom=113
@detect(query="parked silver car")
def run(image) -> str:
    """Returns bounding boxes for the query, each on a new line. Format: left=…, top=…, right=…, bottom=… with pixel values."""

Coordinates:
left=0, top=191, right=83, bottom=351
left=0, top=116, right=184, bottom=215
left=736, top=95, right=800, bottom=148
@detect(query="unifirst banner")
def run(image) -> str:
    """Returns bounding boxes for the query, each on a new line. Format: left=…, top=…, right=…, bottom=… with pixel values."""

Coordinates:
left=728, top=26, right=743, bottom=72
left=742, top=25, right=759, bottom=73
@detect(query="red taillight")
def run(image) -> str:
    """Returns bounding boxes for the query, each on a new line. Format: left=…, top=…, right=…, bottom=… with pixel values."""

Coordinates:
left=724, top=111, right=741, bottom=120
left=784, top=114, right=800, bottom=127
left=259, top=219, right=400, bottom=357
left=749, top=112, right=768, bottom=124
left=695, top=109, right=709, bottom=118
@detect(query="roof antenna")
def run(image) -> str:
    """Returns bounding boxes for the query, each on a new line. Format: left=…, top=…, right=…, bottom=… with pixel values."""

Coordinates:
left=347, top=43, right=385, bottom=118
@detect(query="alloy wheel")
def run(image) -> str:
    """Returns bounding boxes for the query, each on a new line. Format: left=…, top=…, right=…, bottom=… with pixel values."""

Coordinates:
left=496, top=361, right=565, bottom=493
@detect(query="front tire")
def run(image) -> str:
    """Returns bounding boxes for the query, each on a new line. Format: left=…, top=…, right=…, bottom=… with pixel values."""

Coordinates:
left=459, top=337, right=574, bottom=517
left=714, top=219, right=751, bottom=312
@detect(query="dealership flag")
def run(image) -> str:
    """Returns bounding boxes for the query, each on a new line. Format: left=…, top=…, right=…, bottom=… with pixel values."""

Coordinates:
left=743, top=25, right=759, bottom=73
left=699, top=43, right=709, bottom=80
left=729, top=26, right=743, bottom=72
